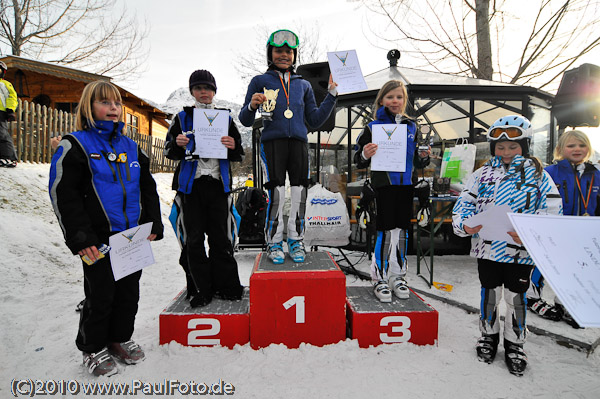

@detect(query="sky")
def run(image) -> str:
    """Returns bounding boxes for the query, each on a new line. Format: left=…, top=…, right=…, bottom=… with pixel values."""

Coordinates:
left=120, top=0, right=387, bottom=105
left=119, top=0, right=600, bottom=148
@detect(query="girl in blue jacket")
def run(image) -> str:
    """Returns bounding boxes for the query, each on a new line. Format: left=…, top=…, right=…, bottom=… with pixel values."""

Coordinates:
left=239, top=29, right=337, bottom=265
left=354, top=80, right=430, bottom=303
left=49, top=81, right=163, bottom=377
left=528, top=129, right=600, bottom=328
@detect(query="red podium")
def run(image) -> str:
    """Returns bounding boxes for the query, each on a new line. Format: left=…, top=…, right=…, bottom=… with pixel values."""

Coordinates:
left=346, top=286, right=438, bottom=348
left=159, top=289, right=249, bottom=349
left=249, top=251, right=346, bottom=349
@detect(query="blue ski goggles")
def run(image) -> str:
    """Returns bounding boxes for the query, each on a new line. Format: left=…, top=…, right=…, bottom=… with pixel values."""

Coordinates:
left=268, top=30, right=299, bottom=49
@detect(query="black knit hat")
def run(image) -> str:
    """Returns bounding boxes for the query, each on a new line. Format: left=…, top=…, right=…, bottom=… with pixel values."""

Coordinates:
left=189, top=70, right=217, bottom=94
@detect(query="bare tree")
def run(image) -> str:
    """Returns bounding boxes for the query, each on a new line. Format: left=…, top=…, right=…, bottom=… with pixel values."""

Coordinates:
left=361, top=0, right=600, bottom=90
left=234, top=22, right=338, bottom=85
left=0, top=0, right=149, bottom=81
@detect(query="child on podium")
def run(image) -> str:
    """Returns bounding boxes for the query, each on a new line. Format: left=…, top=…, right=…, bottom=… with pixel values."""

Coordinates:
left=354, top=80, right=430, bottom=303
left=165, top=70, right=244, bottom=308
left=239, top=29, right=337, bottom=265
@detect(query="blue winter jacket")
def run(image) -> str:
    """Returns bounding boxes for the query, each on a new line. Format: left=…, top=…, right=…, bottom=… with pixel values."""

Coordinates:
left=239, top=70, right=336, bottom=142
left=164, top=107, right=242, bottom=194
left=49, top=120, right=164, bottom=254
left=545, top=159, right=600, bottom=216
left=354, top=106, right=428, bottom=188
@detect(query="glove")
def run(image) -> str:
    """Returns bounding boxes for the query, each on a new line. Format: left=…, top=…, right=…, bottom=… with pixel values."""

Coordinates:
left=358, top=209, right=370, bottom=229
left=417, top=207, right=430, bottom=227
left=6, top=109, right=15, bottom=122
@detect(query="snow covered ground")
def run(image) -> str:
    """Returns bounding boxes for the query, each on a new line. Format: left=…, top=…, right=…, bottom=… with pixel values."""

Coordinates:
left=1, top=163, right=599, bottom=398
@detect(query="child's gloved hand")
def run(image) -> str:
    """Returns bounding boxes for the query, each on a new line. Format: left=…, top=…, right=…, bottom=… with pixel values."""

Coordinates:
left=6, top=109, right=15, bottom=122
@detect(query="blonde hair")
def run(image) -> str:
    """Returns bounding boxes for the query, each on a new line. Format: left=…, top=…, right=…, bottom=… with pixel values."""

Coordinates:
left=373, top=80, right=408, bottom=119
left=553, top=129, right=592, bottom=163
left=75, top=81, right=123, bottom=130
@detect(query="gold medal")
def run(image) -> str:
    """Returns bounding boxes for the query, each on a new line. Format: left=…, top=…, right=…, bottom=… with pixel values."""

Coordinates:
left=284, top=109, right=293, bottom=119
left=583, top=212, right=590, bottom=216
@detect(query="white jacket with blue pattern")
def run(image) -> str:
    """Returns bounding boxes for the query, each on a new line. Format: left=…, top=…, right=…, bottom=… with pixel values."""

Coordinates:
left=452, top=155, right=563, bottom=264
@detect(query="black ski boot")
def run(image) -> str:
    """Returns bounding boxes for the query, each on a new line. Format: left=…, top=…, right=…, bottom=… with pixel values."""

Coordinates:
left=555, top=303, right=583, bottom=329
left=476, top=333, right=499, bottom=364
left=527, top=297, right=562, bottom=321
left=504, top=339, right=527, bottom=376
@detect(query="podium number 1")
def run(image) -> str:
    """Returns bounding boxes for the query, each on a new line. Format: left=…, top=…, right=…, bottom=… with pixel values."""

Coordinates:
left=283, top=296, right=305, bottom=323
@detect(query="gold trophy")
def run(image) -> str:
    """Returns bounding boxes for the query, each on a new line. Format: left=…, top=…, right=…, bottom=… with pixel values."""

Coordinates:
left=260, top=88, right=279, bottom=121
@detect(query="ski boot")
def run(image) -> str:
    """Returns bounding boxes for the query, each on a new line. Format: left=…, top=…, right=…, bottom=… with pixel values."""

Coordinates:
left=476, top=333, right=499, bottom=364
left=389, top=275, right=409, bottom=299
left=287, top=239, right=306, bottom=263
left=374, top=280, right=392, bottom=303
left=527, top=297, right=562, bottom=321
left=555, top=304, right=583, bottom=329
left=267, top=242, right=285, bottom=264
left=504, top=339, right=527, bottom=376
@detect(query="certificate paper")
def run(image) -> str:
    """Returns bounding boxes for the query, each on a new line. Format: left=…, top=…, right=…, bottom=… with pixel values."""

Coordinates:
left=327, top=50, right=368, bottom=94
left=109, top=222, right=155, bottom=281
left=508, top=213, right=600, bottom=327
left=370, top=124, right=407, bottom=172
left=463, top=204, right=517, bottom=244
left=192, top=108, right=228, bottom=159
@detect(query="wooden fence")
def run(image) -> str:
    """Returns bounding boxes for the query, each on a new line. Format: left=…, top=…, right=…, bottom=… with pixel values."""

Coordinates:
left=8, top=99, right=176, bottom=173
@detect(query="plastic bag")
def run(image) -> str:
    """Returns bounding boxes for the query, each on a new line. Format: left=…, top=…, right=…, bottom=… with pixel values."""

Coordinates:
left=304, top=183, right=351, bottom=247
left=440, top=138, right=476, bottom=189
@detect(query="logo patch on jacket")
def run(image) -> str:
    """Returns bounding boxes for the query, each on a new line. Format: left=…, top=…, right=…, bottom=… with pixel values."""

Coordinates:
left=130, top=161, right=140, bottom=168
left=90, top=153, right=102, bottom=160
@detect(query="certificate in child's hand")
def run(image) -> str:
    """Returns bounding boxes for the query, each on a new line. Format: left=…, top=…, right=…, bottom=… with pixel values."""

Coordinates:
left=109, top=222, right=155, bottom=281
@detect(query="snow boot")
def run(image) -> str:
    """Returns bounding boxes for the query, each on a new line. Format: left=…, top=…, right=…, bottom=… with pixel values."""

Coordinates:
left=389, top=275, right=409, bottom=299
left=190, top=293, right=213, bottom=308
left=555, top=303, right=583, bottom=329
left=83, top=348, right=117, bottom=377
left=267, top=242, right=285, bottom=264
left=108, top=340, right=145, bottom=365
left=374, top=280, right=392, bottom=303
left=287, top=239, right=306, bottom=263
left=527, top=297, right=562, bottom=321
left=504, top=339, right=527, bottom=376
left=476, top=333, right=499, bottom=364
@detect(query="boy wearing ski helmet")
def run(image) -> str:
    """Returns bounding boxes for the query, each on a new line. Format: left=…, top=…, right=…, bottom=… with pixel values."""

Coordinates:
left=0, top=61, right=18, bottom=167
left=452, top=115, right=562, bottom=376
left=239, top=29, right=337, bottom=264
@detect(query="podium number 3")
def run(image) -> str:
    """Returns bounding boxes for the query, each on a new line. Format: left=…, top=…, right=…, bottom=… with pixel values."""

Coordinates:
left=379, top=316, right=411, bottom=343
left=283, top=296, right=305, bottom=323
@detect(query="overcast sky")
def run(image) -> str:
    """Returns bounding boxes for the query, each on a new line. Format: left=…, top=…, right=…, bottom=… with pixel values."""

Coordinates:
left=120, top=0, right=600, bottom=145
left=121, top=0, right=389, bottom=104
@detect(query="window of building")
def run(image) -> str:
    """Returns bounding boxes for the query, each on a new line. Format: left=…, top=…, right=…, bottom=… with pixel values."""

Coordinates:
left=126, top=113, right=139, bottom=135
left=55, top=102, right=79, bottom=113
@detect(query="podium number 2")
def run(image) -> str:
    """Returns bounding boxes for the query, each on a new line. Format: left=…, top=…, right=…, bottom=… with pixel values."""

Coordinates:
left=283, top=296, right=305, bottom=323
left=187, top=318, right=220, bottom=345
left=379, top=316, right=411, bottom=343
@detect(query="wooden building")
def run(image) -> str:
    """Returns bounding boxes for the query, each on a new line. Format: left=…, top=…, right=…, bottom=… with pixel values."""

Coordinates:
left=0, top=55, right=169, bottom=139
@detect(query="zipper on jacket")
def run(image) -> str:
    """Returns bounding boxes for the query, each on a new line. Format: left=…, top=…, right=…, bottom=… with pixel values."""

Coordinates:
left=110, top=142, right=130, bottom=230
left=101, top=151, right=118, bottom=182
left=562, top=181, right=569, bottom=203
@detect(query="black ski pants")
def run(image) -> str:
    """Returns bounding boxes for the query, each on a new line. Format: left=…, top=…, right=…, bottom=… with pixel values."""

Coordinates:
left=76, top=256, right=141, bottom=354
left=183, top=176, right=242, bottom=300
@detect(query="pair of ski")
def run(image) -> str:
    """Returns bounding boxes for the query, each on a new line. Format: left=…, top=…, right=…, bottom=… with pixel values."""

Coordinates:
left=477, top=335, right=527, bottom=377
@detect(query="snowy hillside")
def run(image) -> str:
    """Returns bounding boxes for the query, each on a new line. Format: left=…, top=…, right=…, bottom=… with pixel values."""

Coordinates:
left=1, top=164, right=600, bottom=398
